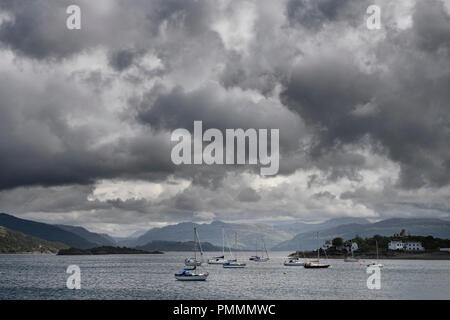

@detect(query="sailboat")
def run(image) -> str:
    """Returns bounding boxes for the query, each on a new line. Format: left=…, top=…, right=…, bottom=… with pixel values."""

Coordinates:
left=304, top=232, right=330, bottom=269
left=208, top=227, right=227, bottom=264
left=344, top=241, right=359, bottom=262
left=284, top=240, right=305, bottom=266
left=174, top=266, right=209, bottom=281
left=253, top=238, right=269, bottom=262
left=249, top=240, right=259, bottom=261
left=175, top=227, right=208, bottom=281
left=184, top=227, right=204, bottom=266
left=223, top=232, right=246, bottom=268
left=367, top=239, right=383, bottom=268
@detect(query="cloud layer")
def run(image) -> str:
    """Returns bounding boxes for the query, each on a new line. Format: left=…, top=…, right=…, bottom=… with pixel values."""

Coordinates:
left=0, top=0, right=449, bottom=235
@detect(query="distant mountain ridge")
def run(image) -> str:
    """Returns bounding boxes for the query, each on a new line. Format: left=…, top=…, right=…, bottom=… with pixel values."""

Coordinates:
left=273, top=218, right=450, bottom=250
left=1, top=213, right=449, bottom=253
left=273, top=217, right=371, bottom=234
left=56, top=225, right=116, bottom=247
left=136, top=240, right=224, bottom=252
left=124, top=220, right=293, bottom=250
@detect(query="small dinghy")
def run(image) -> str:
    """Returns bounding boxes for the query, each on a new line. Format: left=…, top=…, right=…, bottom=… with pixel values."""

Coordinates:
left=174, top=266, right=209, bottom=281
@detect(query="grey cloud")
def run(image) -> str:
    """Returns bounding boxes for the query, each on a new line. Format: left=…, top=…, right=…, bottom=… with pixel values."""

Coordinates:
left=237, top=187, right=261, bottom=202
left=281, top=2, right=450, bottom=189
left=0, top=0, right=449, bottom=232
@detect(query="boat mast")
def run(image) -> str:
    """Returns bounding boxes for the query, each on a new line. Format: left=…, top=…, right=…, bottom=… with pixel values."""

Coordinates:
left=317, top=232, right=320, bottom=260
left=222, top=227, right=225, bottom=257
left=376, top=239, right=379, bottom=261
left=263, top=238, right=269, bottom=259
left=194, top=227, right=197, bottom=261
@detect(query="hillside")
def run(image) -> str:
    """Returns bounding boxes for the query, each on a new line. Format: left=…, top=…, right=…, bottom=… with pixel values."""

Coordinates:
left=125, top=220, right=293, bottom=250
left=56, top=225, right=116, bottom=247
left=273, top=217, right=371, bottom=234
left=0, top=213, right=96, bottom=249
left=0, top=226, right=68, bottom=254
left=136, top=240, right=225, bottom=252
left=273, top=218, right=450, bottom=250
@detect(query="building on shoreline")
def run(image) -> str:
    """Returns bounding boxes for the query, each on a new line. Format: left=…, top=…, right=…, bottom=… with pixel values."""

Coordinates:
left=388, top=241, right=424, bottom=251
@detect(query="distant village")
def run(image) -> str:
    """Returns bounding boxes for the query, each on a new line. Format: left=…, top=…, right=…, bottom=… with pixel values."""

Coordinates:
left=316, top=229, right=450, bottom=256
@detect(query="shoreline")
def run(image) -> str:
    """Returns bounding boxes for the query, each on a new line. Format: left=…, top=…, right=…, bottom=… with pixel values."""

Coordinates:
left=288, top=251, right=450, bottom=260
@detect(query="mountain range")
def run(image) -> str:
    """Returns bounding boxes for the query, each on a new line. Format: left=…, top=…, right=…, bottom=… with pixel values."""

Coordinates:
left=120, top=220, right=293, bottom=250
left=273, top=218, right=450, bottom=250
left=1, top=212, right=449, bottom=252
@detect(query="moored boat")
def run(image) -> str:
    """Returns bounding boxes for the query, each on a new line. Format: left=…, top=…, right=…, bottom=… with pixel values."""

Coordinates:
left=367, top=240, right=383, bottom=268
left=208, top=227, right=227, bottom=264
left=284, top=258, right=305, bottom=266
left=304, top=232, right=330, bottom=269
left=174, top=266, right=209, bottom=281
left=184, top=227, right=204, bottom=266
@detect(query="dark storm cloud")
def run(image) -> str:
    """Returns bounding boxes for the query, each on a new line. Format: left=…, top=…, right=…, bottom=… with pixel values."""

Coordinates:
left=136, top=83, right=305, bottom=154
left=412, top=0, right=450, bottom=52
left=0, top=0, right=449, bottom=231
left=286, top=0, right=370, bottom=29
left=281, top=0, right=450, bottom=189
left=109, top=49, right=137, bottom=71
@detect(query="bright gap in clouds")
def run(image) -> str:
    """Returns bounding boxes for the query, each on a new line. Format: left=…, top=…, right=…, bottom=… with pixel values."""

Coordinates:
left=88, top=178, right=191, bottom=202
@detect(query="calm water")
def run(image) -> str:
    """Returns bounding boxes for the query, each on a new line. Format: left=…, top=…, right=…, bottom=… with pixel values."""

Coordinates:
left=0, top=252, right=449, bottom=300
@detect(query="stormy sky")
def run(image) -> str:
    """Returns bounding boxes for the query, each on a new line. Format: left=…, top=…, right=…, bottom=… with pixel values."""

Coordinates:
left=0, top=0, right=449, bottom=236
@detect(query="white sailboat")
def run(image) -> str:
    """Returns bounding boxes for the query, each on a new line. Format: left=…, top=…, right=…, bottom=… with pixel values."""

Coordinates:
left=253, top=238, right=269, bottom=262
left=223, top=232, right=246, bottom=268
left=284, top=257, right=305, bottom=266
left=175, top=227, right=208, bottom=281
left=184, top=227, right=204, bottom=266
left=208, top=227, right=227, bottom=264
left=304, top=232, right=330, bottom=269
left=367, top=239, right=383, bottom=268
left=344, top=241, right=359, bottom=262
left=284, top=239, right=305, bottom=266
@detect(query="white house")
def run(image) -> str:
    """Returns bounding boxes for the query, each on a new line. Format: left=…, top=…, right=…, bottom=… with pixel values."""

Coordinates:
left=404, top=242, right=424, bottom=251
left=388, top=241, right=405, bottom=250
left=388, top=241, right=424, bottom=251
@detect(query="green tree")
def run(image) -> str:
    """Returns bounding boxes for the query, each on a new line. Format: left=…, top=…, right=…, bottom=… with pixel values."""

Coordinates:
left=332, top=237, right=344, bottom=247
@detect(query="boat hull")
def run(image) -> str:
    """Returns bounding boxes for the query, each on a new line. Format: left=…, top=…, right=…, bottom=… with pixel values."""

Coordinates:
left=284, top=262, right=305, bottom=266
left=367, top=263, right=383, bottom=268
left=304, top=264, right=330, bottom=269
left=223, top=263, right=246, bottom=268
left=174, top=274, right=208, bottom=281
